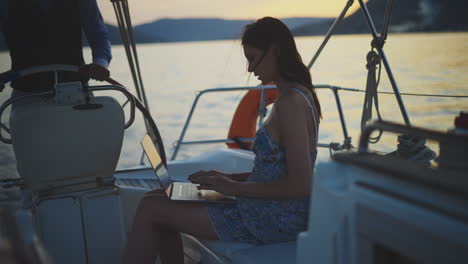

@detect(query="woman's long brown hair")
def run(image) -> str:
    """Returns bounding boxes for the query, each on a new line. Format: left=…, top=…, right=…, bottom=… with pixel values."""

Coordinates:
left=242, top=17, right=322, bottom=118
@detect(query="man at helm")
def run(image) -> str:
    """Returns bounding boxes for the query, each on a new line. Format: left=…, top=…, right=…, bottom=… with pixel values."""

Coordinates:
left=0, top=0, right=112, bottom=93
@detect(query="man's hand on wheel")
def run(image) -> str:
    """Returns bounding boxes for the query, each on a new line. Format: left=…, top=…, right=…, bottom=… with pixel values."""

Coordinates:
left=86, top=63, right=110, bottom=81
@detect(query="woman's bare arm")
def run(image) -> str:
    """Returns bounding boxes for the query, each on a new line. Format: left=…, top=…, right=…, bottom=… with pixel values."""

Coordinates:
left=188, top=170, right=250, bottom=183
left=226, top=172, right=251, bottom=182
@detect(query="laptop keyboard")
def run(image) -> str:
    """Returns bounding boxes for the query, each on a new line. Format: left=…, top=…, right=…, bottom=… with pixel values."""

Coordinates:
left=179, top=184, right=200, bottom=199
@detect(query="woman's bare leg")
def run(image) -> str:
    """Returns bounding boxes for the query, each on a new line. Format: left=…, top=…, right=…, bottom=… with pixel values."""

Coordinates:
left=123, top=190, right=219, bottom=264
left=156, top=225, right=183, bottom=263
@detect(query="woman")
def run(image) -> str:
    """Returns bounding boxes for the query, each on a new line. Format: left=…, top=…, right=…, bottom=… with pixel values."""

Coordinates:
left=123, top=16, right=322, bottom=264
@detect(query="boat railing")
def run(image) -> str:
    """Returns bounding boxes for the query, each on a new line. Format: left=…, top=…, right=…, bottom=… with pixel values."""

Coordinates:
left=170, top=84, right=356, bottom=160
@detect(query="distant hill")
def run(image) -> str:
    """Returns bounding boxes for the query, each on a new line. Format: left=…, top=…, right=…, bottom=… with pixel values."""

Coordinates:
left=0, top=18, right=324, bottom=51
left=105, top=23, right=160, bottom=44
left=424, top=0, right=468, bottom=31
left=134, top=17, right=328, bottom=42
left=293, top=0, right=468, bottom=36
left=135, top=18, right=247, bottom=42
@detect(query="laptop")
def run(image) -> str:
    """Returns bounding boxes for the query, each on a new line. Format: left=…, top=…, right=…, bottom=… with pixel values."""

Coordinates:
left=140, top=134, right=236, bottom=203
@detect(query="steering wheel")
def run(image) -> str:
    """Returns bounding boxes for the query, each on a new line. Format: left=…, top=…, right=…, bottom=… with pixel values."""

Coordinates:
left=0, top=64, right=167, bottom=166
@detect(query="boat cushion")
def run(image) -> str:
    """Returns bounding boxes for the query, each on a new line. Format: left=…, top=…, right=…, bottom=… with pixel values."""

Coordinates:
left=230, top=242, right=296, bottom=264
left=201, top=240, right=257, bottom=260
left=201, top=240, right=296, bottom=264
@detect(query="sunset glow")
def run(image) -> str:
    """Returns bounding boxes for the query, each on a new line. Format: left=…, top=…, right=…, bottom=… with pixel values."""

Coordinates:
left=97, top=0, right=368, bottom=25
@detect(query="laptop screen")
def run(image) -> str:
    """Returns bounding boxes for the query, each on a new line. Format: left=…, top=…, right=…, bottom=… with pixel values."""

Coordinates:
left=141, top=134, right=170, bottom=189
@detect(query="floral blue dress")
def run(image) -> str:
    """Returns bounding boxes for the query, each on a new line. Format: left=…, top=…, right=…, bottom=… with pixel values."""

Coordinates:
left=206, top=88, right=319, bottom=244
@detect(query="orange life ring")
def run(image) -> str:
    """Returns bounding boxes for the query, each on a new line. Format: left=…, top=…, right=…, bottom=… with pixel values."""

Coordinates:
left=227, top=88, right=279, bottom=149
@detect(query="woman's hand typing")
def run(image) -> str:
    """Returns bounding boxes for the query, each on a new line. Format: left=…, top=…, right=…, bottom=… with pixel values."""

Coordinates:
left=188, top=170, right=239, bottom=196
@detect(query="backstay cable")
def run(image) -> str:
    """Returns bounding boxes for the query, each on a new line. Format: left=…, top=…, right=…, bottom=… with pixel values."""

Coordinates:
left=111, top=0, right=165, bottom=163
left=110, top=0, right=150, bottom=110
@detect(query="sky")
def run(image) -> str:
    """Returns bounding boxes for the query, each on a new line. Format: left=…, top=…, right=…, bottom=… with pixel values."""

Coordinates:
left=97, top=0, right=368, bottom=26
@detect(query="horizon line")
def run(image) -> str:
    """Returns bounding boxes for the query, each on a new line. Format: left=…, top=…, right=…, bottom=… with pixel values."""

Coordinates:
left=103, top=15, right=337, bottom=27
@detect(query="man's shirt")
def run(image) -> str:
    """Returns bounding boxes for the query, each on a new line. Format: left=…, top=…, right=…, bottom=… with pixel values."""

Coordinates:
left=0, top=0, right=112, bottom=68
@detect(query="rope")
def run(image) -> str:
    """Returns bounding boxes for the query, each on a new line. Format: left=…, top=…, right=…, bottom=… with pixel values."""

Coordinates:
left=361, top=50, right=384, bottom=144
left=360, top=41, right=435, bottom=165
left=386, top=135, right=436, bottom=167
left=381, top=0, right=394, bottom=41
left=358, top=1, right=437, bottom=165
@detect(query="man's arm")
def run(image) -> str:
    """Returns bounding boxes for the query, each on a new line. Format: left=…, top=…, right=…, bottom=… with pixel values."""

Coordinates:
left=80, top=0, right=112, bottom=69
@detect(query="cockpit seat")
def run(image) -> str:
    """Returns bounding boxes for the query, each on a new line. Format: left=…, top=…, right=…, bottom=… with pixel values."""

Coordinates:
left=9, top=84, right=125, bottom=193
left=182, top=149, right=331, bottom=264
